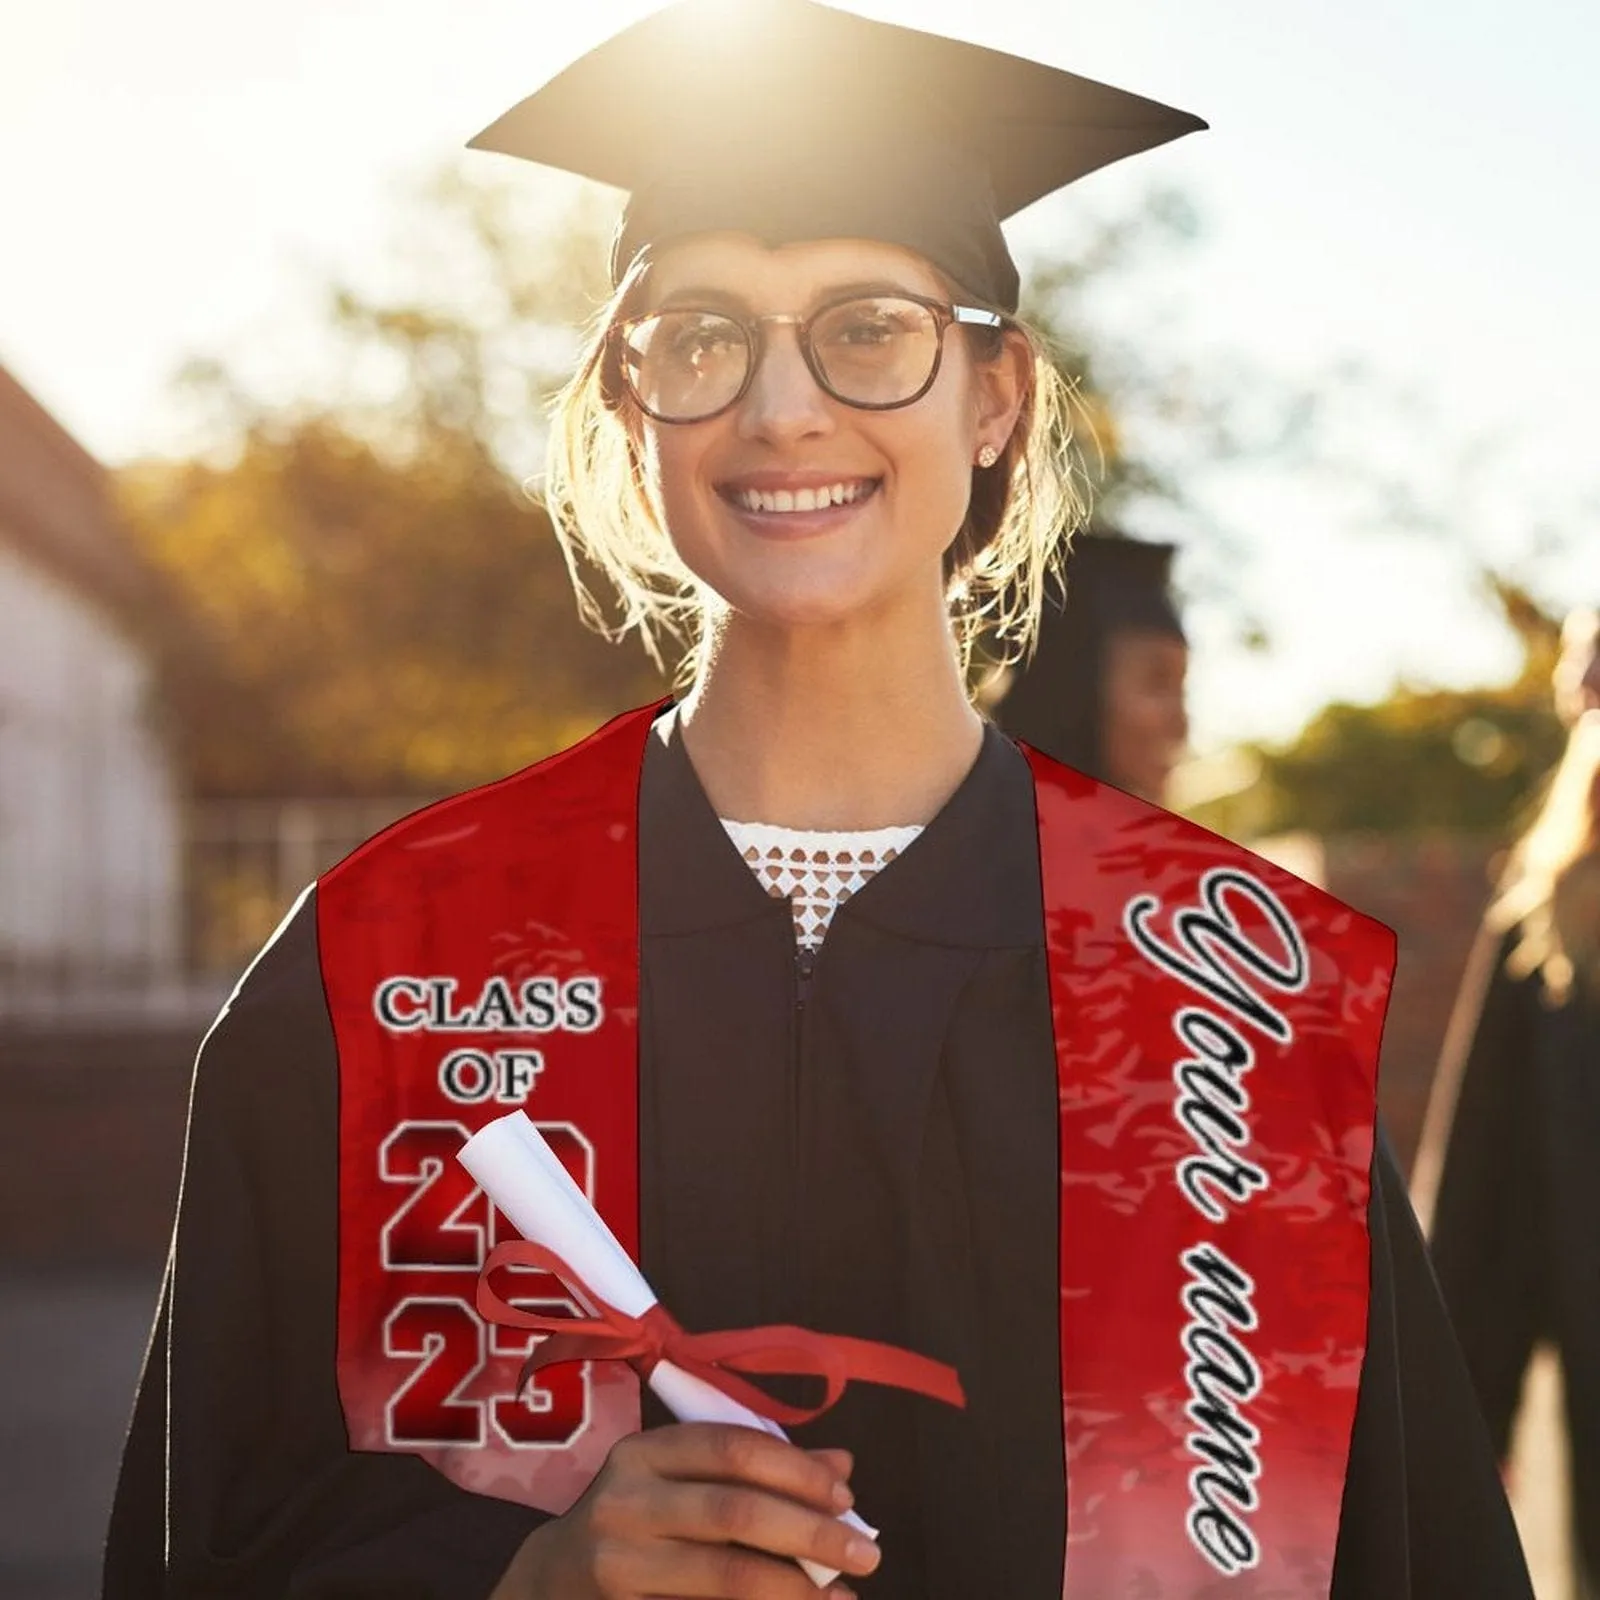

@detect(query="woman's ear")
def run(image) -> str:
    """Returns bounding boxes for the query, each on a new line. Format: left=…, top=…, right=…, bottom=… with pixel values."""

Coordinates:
left=972, top=327, right=1031, bottom=457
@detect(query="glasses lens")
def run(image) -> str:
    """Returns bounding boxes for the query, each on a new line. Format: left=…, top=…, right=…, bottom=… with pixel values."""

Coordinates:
left=622, top=311, right=749, bottom=421
left=809, top=297, right=941, bottom=407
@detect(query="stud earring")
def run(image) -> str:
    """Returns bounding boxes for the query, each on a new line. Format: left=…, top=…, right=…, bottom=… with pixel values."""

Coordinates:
left=976, top=444, right=999, bottom=469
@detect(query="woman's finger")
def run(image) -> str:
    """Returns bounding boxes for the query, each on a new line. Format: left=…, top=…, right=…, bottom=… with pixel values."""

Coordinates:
left=631, top=1480, right=880, bottom=1579
left=628, top=1424, right=853, bottom=1513
left=806, top=1448, right=854, bottom=1486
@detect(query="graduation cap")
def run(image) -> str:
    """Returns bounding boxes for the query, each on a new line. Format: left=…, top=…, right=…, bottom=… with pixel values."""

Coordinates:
left=468, top=0, right=1205, bottom=312
left=992, top=531, right=1186, bottom=777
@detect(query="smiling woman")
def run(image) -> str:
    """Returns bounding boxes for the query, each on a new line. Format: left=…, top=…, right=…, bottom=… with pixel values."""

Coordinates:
left=104, top=3, right=1536, bottom=1599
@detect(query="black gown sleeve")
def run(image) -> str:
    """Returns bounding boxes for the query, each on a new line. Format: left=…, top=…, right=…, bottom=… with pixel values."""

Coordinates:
left=1332, top=1134, right=1533, bottom=1597
left=101, top=888, right=549, bottom=1599
left=1422, top=932, right=1549, bottom=1457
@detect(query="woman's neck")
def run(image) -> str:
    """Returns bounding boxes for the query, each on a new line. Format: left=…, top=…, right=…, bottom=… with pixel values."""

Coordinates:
left=675, top=609, right=985, bottom=831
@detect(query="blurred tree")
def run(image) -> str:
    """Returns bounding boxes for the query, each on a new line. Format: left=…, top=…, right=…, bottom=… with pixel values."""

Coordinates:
left=120, top=419, right=664, bottom=797
left=1188, top=574, right=1567, bottom=839
left=117, top=173, right=667, bottom=797
left=1017, top=185, right=1314, bottom=656
left=1020, top=186, right=1206, bottom=516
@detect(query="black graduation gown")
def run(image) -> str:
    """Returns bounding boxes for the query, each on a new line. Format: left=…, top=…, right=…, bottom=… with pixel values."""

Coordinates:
left=104, top=717, right=1532, bottom=1598
left=1424, top=922, right=1600, bottom=1592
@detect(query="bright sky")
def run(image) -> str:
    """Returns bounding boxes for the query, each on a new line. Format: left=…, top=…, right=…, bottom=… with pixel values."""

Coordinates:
left=3, top=0, right=1596, bottom=752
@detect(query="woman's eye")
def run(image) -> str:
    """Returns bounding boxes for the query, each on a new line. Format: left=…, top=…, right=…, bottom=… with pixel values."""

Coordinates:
left=833, top=315, right=899, bottom=347
left=656, top=317, right=740, bottom=367
left=673, top=328, right=735, bottom=362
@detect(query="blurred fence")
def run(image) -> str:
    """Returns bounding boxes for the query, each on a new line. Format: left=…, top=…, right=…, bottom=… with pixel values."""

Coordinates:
left=183, top=795, right=434, bottom=981
left=0, top=796, right=435, bottom=1025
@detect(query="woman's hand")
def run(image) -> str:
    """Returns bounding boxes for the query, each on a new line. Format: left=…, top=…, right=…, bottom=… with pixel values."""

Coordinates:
left=491, top=1423, right=879, bottom=1599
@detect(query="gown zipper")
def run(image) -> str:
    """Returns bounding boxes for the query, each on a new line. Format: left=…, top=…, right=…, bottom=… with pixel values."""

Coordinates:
left=788, top=919, right=817, bottom=1318
left=795, top=938, right=818, bottom=1008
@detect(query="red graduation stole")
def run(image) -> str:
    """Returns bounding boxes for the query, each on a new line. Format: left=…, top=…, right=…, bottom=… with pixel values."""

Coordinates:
left=319, top=702, right=1392, bottom=1594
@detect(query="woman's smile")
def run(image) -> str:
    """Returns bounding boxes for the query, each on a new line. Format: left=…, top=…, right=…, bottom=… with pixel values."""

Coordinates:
left=715, top=470, right=883, bottom=537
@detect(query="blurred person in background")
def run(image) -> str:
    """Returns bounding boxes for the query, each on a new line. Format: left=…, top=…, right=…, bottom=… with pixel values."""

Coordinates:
left=1415, top=604, right=1600, bottom=1598
left=988, top=530, right=1188, bottom=804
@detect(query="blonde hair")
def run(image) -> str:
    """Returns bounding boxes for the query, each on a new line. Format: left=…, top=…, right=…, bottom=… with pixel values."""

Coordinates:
left=1491, top=711, right=1600, bottom=1003
left=542, top=261, right=1092, bottom=687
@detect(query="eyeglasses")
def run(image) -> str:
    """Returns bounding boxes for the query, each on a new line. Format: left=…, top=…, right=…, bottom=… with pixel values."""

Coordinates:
left=610, top=292, right=1005, bottom=424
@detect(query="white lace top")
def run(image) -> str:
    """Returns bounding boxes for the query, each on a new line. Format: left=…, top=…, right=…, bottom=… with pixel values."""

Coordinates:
left=720, top=819, right=924, bottom=949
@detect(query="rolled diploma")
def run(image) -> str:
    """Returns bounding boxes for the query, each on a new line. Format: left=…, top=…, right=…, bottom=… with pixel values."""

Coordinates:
left=458, top=1111, right=874, bottom=1588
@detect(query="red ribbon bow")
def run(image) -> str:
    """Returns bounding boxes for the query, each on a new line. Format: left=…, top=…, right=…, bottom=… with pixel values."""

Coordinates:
left=476, top=1238, right=966, bottom=1429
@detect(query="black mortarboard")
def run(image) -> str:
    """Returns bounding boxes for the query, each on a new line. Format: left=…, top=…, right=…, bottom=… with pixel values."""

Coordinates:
left=993, top=531, right=1185, bottom=775
left=468, top=0, right=1205, bottom=312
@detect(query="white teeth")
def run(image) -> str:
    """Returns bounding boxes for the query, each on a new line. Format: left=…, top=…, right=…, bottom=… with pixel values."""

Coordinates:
left=732, top=481, right=872, bottom=514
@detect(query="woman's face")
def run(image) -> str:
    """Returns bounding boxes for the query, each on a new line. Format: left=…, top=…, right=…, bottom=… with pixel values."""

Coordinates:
left=1101, top=629, right=1189, bottom=803
left=628, top=233, right=1026, bottom=637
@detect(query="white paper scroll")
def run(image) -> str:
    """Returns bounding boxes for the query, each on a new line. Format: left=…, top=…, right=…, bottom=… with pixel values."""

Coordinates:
left=458, top=1111, right=876, bottom=1589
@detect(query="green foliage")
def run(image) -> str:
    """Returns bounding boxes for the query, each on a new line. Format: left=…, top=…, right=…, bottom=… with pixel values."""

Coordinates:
left=1189, top=578, right=1567, bottom=838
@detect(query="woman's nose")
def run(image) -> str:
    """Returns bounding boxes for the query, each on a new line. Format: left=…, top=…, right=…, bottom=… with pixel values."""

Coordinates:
left=734, top=325, right=834, bottom=443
